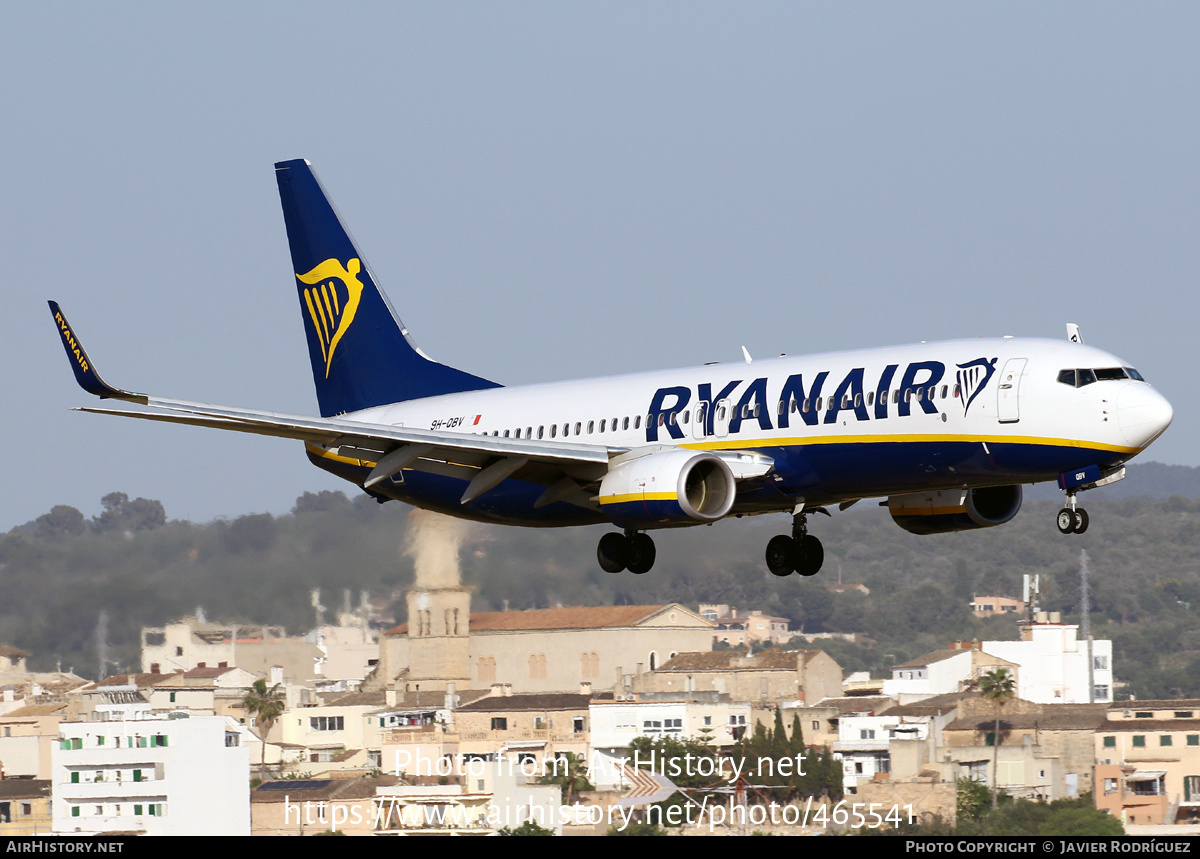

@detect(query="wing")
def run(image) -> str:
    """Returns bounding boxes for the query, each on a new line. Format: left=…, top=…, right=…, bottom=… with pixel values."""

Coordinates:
left=49, top=301, right=614, bottom=508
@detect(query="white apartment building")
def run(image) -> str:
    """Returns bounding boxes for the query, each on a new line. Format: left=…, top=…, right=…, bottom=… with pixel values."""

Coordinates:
left=52, top=715, right=252, bottom=836
left=982, top=619, right=1113, bottom=704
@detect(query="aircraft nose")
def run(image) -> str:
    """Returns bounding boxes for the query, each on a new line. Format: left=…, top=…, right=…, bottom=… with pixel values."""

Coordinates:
left=1117, top=383, right=1174, bottom=448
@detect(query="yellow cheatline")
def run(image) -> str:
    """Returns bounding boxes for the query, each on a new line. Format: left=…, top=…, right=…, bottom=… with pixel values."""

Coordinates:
left=305, top=443, right=367, bottom=466
left=682, top=433, right=1137, bottom=455
left=599, top=492, right=677, bottom=505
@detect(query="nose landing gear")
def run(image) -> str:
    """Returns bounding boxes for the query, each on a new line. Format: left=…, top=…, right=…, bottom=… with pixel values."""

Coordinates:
left=765, top=511, right=825, bottom=577
left=597, top=529, right=657, bottom=574
left=1056, top=493, right=1089, bottom=534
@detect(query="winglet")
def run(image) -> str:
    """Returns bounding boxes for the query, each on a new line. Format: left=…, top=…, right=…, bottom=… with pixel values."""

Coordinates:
left=48, top=301, right=147, bottom=402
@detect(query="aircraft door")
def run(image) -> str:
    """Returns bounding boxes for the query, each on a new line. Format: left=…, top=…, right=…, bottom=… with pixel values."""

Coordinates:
left=714, top=398, right=732, bottom=438
left=996, top=358, right=1027, bottom=423
left=692, top=402, right=707, bottom=440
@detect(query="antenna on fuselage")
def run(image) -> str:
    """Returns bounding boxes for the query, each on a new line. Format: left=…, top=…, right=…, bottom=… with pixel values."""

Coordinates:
left=1066, top=323, right=1084, bottom=344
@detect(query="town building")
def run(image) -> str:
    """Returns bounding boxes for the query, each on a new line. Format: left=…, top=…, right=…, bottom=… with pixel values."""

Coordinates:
left=697, top=605, right=791, bottom=646
left=633, top=648, right=842, bottom=704
left=981, top=616, right=1113, bottom=704
left=882, top=644, right=1017, bottom=703
left=1093, top=699, right=1200, bottom=826
left=0, top=778, right=52, bottom=836
left=380, top=602, right=715, bottom=694
left=52, top=714, right=253, bottom=836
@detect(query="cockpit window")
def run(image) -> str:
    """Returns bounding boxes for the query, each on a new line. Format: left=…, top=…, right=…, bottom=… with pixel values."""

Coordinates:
left=1057, top=366, right=1147, bottom=387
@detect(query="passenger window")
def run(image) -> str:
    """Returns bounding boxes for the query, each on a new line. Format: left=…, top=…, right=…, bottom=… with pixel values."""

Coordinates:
left=599, top=419, right=606, bottom=432
left=526, top=427, right=532, bottom=439
left=940, top=385, right=948, bottom=399
left=815, top=397, right=822, bottom=411
left=587, top=421, right=594, bottom=434
left=635, top=416, right=641, bottom=429
left=854, top=393, right=863, bottom=408
left=503, top=430, right=510, bottom=438
left=668, top=413, right=677, bottom=427
left=574, top=422, right=581, bottom=434
left=682, top=410, right=689, bottom=424
left=802, top=398, right=810, bottom=413
left=753, top=403, right=760, bottom=418
left=790, top=399, right=798, bottom=414
left=867, top=392, right=874, bottom=407
left=717, top=407, right=726, bottom=420
left=538, top=426, right=544, bottom=439
left=892, top=390, right=900, bottom=404
left=623, top=417, right=629, bottom=430
left=953, top=385, right=961, bottom=398
left=658, top=414, right=666, bottom=426
left=551, top=425, right=558, bottom=438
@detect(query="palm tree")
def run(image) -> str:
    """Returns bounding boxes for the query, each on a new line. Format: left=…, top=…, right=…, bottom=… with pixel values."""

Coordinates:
left=243, top=678, right=286, bottom=773
left=978, top=668, right=1015, bottom=809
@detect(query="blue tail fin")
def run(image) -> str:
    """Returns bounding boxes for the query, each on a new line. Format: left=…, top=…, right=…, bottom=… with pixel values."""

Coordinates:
left=274, top=159, right=500, bottom=416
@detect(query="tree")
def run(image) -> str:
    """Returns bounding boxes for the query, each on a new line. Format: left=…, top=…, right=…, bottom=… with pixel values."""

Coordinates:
left=978, top=668, right=1015, bottom=809
left=538, top=752, right=594, bottom=804
left=243, top=679, right=286, bottom=771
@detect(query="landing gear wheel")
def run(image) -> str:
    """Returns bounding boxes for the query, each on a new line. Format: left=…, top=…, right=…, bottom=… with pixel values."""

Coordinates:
left=1056, top=508, right=1077, bottom=534
left=597, top=532, right=629, bottom=573
left=1073, top=508, right=1089, bottom=534
left=766, top=535, right=796, bottom=577
left=795, top=534, right=824, bottom=577
left=627, top=533, right=656, bottom=574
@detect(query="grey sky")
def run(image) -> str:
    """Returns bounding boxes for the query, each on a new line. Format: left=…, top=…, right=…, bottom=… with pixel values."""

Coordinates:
left=4, top=4, right=1196, bottom=530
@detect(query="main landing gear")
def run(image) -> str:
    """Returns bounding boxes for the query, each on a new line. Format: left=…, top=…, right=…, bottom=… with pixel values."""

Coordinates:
left=1056, top=493, right=1089, bottom=535
left=597, top=529, right=657, bottom=574
left=765, top=512, right=825, bottom=577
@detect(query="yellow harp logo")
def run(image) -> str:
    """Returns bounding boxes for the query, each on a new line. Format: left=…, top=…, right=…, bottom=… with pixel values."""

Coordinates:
left=296, top=258, right=364, bottom=378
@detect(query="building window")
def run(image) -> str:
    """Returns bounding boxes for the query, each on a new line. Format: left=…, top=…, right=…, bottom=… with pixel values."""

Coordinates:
left=491, top=718, right=507, bottom=731
left=1188, top=735, right=1199, bottom=747
left=1103, top=736, right=1116, bottom=748
left=1160, top=735, right=1173, bottom=747
left=309, top=716, right=344, bottom=731
left=860, top=729, right=875, bottom=740
left=1093, top=656, right=1108, bottom=670
left=528, top=654, right=546, bottom=679
left=1132, top=735, right=1146, bottom=747
left=1135, top=712, right=1152, bottom=719
left=573, top=717, right=585, bottom=733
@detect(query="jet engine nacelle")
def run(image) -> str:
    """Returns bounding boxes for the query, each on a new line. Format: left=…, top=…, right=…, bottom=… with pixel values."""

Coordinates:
left=599, top=448, right=736, bottom=528
left=887, top=485, right=1023, bottom=535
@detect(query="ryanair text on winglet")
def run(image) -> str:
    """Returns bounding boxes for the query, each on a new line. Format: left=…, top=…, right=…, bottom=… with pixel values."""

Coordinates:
left=54, top=311, right=89, bottom=374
